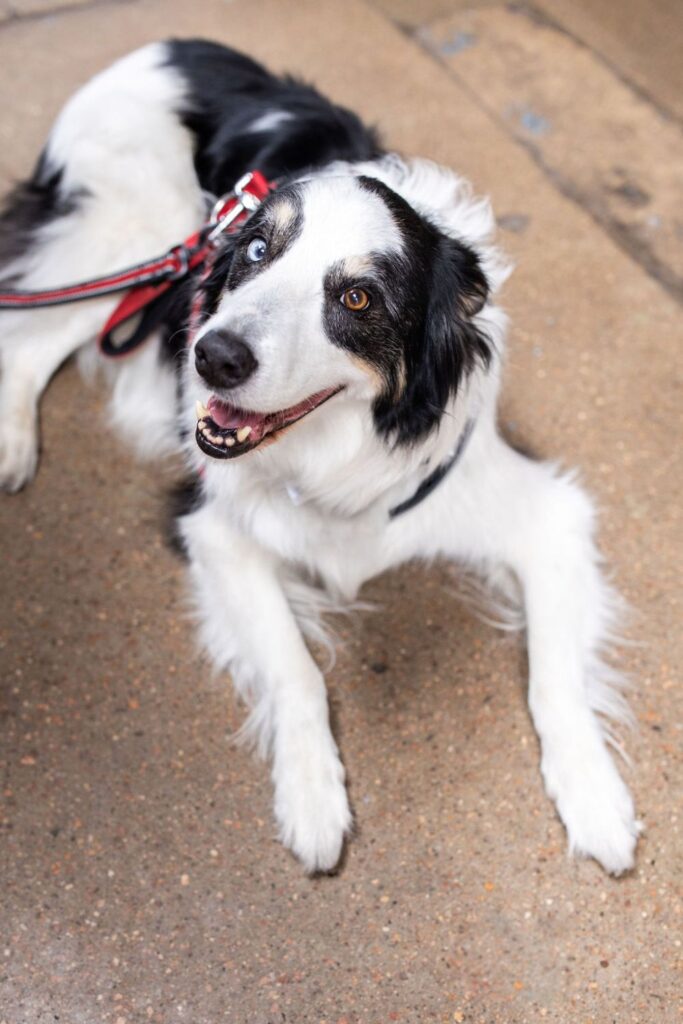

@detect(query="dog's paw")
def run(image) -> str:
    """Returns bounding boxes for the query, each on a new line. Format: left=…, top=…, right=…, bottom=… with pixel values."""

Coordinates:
left=542, top=743, right=639, bottom=875
left=0, top=419, right=39, bottom=493
left=273, top=731, right=352, bottom=873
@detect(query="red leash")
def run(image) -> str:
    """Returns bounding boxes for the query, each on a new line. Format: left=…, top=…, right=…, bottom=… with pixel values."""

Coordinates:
left=0, top=170, right=274, bottom=357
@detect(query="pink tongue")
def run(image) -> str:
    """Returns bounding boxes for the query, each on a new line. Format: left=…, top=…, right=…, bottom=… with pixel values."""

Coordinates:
left=207, top=397, right=266, bottom=432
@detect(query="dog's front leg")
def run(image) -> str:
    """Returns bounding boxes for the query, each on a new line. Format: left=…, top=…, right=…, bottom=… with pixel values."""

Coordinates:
left=0, top=306, right=106, bottom=492
left=435, top=436, right=639, bottom=874
left=179, top=498, right=351, bottom=873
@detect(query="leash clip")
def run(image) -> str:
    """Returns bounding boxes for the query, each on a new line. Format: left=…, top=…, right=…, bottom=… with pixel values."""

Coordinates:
left=207, top=172, right=263, bottom=245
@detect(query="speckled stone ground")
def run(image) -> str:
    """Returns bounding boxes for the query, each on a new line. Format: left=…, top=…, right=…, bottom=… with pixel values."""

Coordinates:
left=0, top=2, right=681, bottom=1022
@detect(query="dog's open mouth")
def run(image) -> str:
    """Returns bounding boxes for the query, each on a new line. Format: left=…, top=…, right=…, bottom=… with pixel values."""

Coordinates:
left=195, top=386, right=343, bottom=459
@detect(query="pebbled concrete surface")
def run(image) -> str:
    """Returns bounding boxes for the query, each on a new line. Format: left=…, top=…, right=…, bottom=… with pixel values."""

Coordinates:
left=418, top=3, right=683, bottom=301
left=532, top=0, right=683, bottom=123
left=0, top=1, right=681, bottom=1022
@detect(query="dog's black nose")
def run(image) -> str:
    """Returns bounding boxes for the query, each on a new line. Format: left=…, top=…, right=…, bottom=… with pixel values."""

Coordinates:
left=194, top=329, right=258, bottom=389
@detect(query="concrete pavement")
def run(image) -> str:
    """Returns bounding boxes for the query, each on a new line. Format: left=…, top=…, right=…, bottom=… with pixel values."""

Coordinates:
left=1, top=1, right=681, bottom=1021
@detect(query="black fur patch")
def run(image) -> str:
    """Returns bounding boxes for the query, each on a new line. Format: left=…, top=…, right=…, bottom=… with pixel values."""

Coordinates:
left=154, top=275, right=199, bottom=368
left=0, top=152, right=82, bottom=282
left=323, top=251, right=414, bottom=404
left=323, top=176, right=491, bottom=445
left=165, top=475, right=204, bottom=557
left=166, top=39, right=382, bottom=195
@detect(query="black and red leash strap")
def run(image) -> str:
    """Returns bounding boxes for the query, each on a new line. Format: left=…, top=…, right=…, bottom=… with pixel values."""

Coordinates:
left=0, top=167, right=479, bottom=517
left=0, top=170, right=274, bottom=357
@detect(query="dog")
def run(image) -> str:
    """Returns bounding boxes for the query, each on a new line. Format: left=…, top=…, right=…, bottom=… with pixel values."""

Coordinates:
left=0, top=39, right=639, bottom=874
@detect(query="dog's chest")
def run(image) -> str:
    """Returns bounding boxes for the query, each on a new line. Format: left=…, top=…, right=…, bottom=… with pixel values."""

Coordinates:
left=230, top=472, right=391, bottom=597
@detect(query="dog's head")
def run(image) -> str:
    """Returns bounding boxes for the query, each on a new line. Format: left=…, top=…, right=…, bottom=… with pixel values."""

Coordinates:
left=188, top=166, right=492, bottom=460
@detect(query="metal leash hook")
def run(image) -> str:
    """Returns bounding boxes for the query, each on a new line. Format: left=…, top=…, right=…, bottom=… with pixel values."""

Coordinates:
left=207, top=172, right=263, bottom=245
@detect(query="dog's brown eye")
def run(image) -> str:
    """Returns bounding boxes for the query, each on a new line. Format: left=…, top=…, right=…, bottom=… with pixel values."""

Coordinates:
left=341, top=287, right=370, bottom=312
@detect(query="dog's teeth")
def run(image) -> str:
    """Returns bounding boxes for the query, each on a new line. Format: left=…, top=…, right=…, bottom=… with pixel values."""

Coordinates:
left=198, top=418, right=207, bottom=429
left=195, top=400, right=209, bottom=421
left=224, top=436, right=235, bottom=447
left=207, top=431, right=223, bottom=444
left=201, top=425, right=211, bottom=437
left=236, top=426, right=252, bottom=443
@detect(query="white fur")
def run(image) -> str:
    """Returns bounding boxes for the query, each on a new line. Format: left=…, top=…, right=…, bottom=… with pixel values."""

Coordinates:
left=0, top=45, right=638, bottom=875
left=0, top=43, right=201, bottom=487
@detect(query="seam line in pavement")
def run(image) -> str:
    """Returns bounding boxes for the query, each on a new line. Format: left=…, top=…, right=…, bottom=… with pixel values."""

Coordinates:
left=392, top=13, right=683, bottom=307
left=509, top=2, right=683, bottom=130
left=0, top=0, right=134, bottom=31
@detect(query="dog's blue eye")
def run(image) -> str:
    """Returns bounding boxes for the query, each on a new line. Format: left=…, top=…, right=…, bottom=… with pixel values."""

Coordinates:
left=246, top=237, right=267, bottom=263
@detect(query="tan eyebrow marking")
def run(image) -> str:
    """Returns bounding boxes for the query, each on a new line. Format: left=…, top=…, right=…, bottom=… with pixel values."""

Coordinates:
left=340, top=254, right=374, bottom=278
left=269, top=197, right=298, bottom=233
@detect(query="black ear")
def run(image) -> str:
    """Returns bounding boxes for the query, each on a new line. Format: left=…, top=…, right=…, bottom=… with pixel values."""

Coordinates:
left=376, top=234, right=491, bottom=445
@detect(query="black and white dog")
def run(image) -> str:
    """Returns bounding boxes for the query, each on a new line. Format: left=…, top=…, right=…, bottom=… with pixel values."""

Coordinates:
left=0, top=40, right=639, bottom=874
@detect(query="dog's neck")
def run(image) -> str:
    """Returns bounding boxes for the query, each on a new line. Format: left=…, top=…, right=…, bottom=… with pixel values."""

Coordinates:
left=198, top=379, right=483, bottom=525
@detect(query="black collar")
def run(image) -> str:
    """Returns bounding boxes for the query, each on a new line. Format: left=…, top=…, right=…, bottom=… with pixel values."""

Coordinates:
left=388, top=418, right=475, bottom=519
